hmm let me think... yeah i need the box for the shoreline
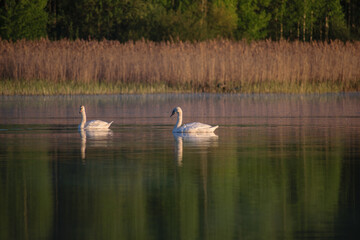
[0,80,358,96]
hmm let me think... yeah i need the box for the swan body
[170,107,218,133]
[79,105,113,130]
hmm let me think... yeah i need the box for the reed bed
[0,39,359,94]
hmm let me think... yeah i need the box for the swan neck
[176,111,182,128]
[80,110,86,128]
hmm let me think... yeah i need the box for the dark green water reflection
[0,94,359,240]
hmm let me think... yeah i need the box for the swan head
[79,105,85,114]
[170,107,182,117]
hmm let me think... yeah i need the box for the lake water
[0,94,359,240]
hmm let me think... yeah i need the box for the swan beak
[170,111,175,117]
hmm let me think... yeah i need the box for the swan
[170,107,218,133]
[78,105,113,130]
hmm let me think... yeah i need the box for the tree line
[1,0,359,42]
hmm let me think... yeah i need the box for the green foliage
[0,0,48,40]
[170,2,207,41]
[327,0,349,40]
[267,0,350,41]
[1,0,360,41]
[208,0,238,38]
[236,0,271,40]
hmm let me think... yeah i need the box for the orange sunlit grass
[0,39,359,94]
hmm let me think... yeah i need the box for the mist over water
[0,94,359,240]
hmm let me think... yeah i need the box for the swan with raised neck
[79,105,113,130]
[170,107,218,133]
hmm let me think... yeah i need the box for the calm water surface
[0,94,359,240]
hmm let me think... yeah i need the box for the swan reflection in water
[173,132,218,166]
[80,129,113,160]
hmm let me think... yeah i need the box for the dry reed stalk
[0,39,359,92]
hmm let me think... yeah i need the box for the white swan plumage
[79,105,113,130]
[170,107,218,133]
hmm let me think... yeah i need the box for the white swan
[170,107,218,133]
[79,105,113,129]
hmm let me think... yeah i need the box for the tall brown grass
[0,39,359,93]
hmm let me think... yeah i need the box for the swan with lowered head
[170,107,218,133]
[79,105,113,129]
